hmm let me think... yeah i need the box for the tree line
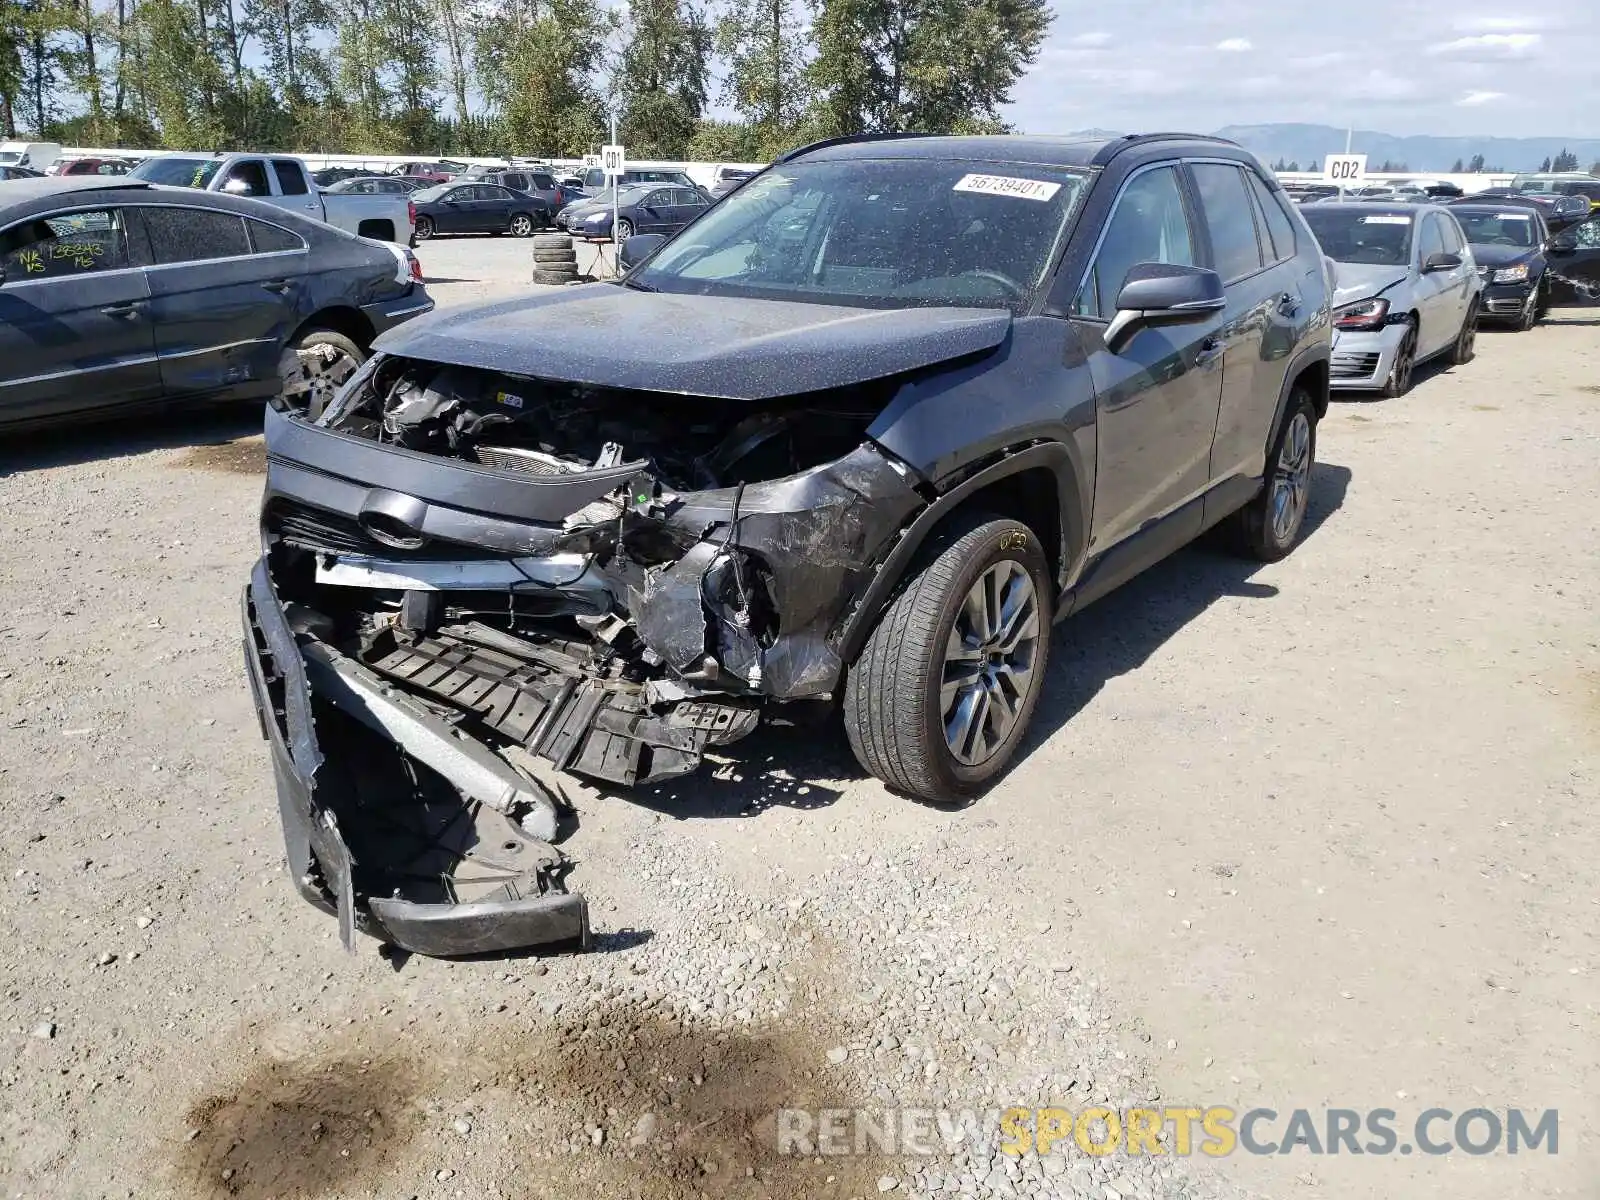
[0,0,1051,159]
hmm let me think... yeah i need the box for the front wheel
[278,328,364,420]
[844,514,1052,803]
[1381,325,1416,399]
[615,218,634,241]
[1447,299,1478,365]
[509,213,535,237]
[1226,387,1317,563]
[413,215,434,241]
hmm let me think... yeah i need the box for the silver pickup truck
[128,153,416,245]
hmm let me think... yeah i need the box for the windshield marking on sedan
[1362,215,1411,225]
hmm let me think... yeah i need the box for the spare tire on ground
[532,233,573,250]
[534,246,577,264]
[533,266,580,286]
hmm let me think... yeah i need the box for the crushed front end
[242,349,925,954]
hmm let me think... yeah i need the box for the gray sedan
[0,177,433,429]
[1301,202,1483,397]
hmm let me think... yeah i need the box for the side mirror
[1547,235,1576,254]
[619,233,667,270]
[1422,252,1462,273]
[1104,263,1226,353]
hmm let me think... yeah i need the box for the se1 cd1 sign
[1323,154,1367,187]
[601,145,626,176]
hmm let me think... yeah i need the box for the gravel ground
[0,238,1595,1200]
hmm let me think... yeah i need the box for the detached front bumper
[1329,322,1411,390]
[242,559,590,957]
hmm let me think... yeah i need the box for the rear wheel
[1226,387,1317,563]
[844,513,1052,803]
[278,328,364,420]
[413,215,434,241]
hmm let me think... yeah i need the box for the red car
[47,156,136,176]
[391,160,466,185]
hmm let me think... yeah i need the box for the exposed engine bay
[246,350,930,955]
[323,354,887,492]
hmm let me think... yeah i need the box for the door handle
[261,279,291,293]
[100,301,140,318]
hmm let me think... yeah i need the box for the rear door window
[502,173,528,191]
[1245,172,1296,262]
[272,160,308,195]
[139,207,252,264]
[0,208,130,279]
[1190,162,1266,281]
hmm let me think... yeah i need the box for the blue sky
[1002,0,1598,138]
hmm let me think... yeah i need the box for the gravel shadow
[0,403,264,475]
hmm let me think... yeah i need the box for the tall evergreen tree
[618,0,711,157]
[716,0,809,139]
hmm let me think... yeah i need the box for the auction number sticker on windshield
[953,173,1061,202]
[1361,215,1411,224]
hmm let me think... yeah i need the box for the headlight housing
[1492,263,1530,284]
[1334,297,1391,331]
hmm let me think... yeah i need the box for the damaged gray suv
[244,132,1333,956]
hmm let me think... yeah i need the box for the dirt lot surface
[1,239,1595,1200]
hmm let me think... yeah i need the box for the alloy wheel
[616,218,634,240]
[1387,334,1414,397]
[510,215,533,236]
[939,561,1042,767]
[414,216,434,241]
[1269,410,1313,544]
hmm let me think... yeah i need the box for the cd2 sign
[1323,154,1368,188]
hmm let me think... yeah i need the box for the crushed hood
[1329,261,1409,308]
[372,285,1012,401]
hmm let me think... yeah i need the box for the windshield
[130,156,223,188]
[440,159,467,173]
[631,158,1090,311]
[1301,207,1415,265]
[1452,209,1537,248]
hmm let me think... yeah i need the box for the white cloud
[1453,15,1548,32]
[1428,32,1542,59]
[1066,31,1113,48]
[1457,90,1508,106]
[1215,37,1253,52]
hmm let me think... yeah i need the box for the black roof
[0,176,152,209]
[784,132,1245,170]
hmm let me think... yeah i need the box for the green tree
[618,0,712,157]
[1468,153,1485,172]
[478,0,609,157]
[717,0,809,145]
[807,0,1050,135]
[1551,148,1578,172]
[1540,155,1551,171]
[1451,157,1464,172]
[378,0,438,149]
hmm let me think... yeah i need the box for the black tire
[844,513,1052,803]
[413,215,434,241]
[509,213,535,237]
[615,218,634,240]
[533,246,578,264]
[1534,278,1550,321]
[532,233,572,250]
[533,267,580,285]
[1380,323,1416,399]
[1226,387,1317,563]
[278,327,365,420]
[1514,287,1539,332]
[1446,298,1478,366]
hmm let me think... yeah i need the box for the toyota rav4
[243,133,1333,956]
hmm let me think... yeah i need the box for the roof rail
[1089,132,1239,166]
[774,131,941,165]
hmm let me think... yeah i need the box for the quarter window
[247,219,305,254]
[0,209,129,279]
[1076,165,1196,319]
[140,207,252,263]
[1191,163,1266,281]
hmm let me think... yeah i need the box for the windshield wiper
[620,277,657,292]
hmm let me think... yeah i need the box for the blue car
[556,183,709,241]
